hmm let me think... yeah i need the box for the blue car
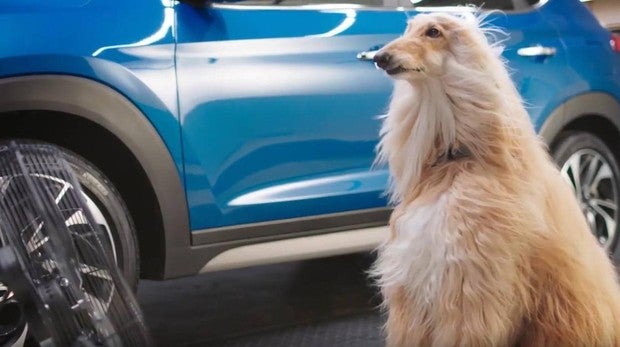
[0,0,618,290]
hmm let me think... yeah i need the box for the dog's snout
[373,52,392,70]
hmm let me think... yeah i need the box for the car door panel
[176,2,570,234]
[489,8,571,131]
[176,5,406,231]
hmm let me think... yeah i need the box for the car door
[175,1,411,237]
[486,2,570,131]
[408,0,569,130]
[175,0,568,241]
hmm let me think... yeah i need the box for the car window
[411,0,538,10]
[218,0,398,6]
[216,0,538,9]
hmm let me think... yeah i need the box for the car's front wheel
[0,141,139,288]
[552,131,620,254]
[61,145,140,288]
[0,141,148,346]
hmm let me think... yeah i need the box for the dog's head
[374,12,497,81]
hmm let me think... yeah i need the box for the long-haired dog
[371,11,620,347]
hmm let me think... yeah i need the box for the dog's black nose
[373,52,391,70]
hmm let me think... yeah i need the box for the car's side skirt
[199,225,388,273]
[192,207,391,245]
[159,208,390,278]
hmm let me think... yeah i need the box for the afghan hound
[371,11,620,347]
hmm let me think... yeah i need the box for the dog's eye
[425,27,442,38]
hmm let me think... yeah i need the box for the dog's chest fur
[379,193,458,305]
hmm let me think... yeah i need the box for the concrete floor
[137,253,385,347]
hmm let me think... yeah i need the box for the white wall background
[588,0,620,29]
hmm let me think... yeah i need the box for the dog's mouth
[386,66,425,75]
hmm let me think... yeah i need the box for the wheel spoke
[590,202,617,247]
[0,285,14,302]
[65,209,88,227]
[25,221,47,252]
[41,258,58,274]
[592,161,613,191]
[0,283,10,302]
[84,291,109,313]
[82,194,117,262]
[591,198,617,212]
[561,154,583,194]
[586,210,597,232]
[583,154,601,189]
[54,181,71,204]
[78,263,112,281]
[27,235,49,253]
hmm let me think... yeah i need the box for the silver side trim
[199,226,388,273]
[192,208,390,245]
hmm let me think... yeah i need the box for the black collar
[446,146,470,161]
[434,146,470,166]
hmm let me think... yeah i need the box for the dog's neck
[377,78,457,203]
[433,145,471,167]
[377,63,533,203]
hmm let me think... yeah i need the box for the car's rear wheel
[552,131,620,254]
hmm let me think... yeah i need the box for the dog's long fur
[372,12,620,346]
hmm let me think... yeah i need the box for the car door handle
[517,46,557,57]
[357,50,379,61]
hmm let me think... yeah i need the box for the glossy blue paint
[0,0,183,175]
[177,0,617,231]
[525,0,620,130]
[537,0,620,117]
[1,0,618,235]
[176,5,405,229]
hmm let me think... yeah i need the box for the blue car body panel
[0,0,618,237]
[539,0,620,110]
[0,0,183,175]
[176,6,405,230]
[177,0,609,231]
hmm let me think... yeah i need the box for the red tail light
[611,33,620,53]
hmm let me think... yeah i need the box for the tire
[0,140,139,288]
[552,131,620,254]
[0,142,151,346]
[60,147,140,289]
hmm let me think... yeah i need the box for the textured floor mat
[139,254,383,346]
